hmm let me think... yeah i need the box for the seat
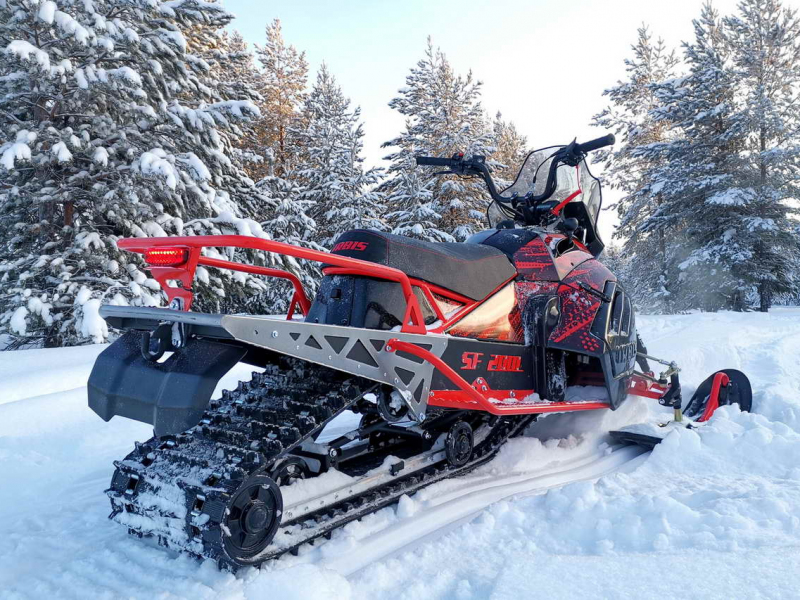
[329,229,517,301]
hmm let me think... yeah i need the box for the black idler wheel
[445,421,474,467]
[376,387,409,423]
[269,456,309,487]
[222,474,282,565]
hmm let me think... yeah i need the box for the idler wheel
[445,421,474,467]
[222,474,282,564]
[269,456,309,487]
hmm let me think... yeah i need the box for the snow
[51,141,73,163]
[74,68,89,89]
[1,308,800,598]
[9,305,28,335]
[139,148,180,189]
[92,146,108,166]
[108,66,142,85]
[181,152,212,181]
[53,10,92,45]
[0,131,34,169]
[5,39,50,71]
[37,1,57,24]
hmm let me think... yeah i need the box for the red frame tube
[550,189,582,216]
[197,255,310,319]
[386,338,610,416]
[117,235,427,333]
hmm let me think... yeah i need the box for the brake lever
[560,139,585,167]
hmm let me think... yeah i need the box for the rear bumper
[99,305,231,337]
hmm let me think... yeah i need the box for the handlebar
[575,133,615,154]
[415,156,458,167]
[415,133,615,224]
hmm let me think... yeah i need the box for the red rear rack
[117,235,428,333]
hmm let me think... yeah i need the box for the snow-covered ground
[1,309,800,599]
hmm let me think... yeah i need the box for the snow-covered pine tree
[381,38,494,242]
[723,0,800,311]
[251,19,308,184]
[636,4,750,311]
[0,0,277,348]
[599,242,630,283]
[491,112,528,189]
[241,19,325,309]
[186,29,267,181]
[592,26,680,312]
[295,64,386,248]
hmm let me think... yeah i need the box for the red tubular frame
[120,236,680,418]
[117,235,427,333]
[386,339,610,415]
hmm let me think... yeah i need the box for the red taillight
[144,248,188,266]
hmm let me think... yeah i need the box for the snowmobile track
[105,357,531,569]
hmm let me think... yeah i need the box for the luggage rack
[118,235,430,333]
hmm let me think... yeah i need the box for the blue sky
[224,0,742,240]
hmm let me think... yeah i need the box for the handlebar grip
[415,156,456,167]
[576,133,616,154]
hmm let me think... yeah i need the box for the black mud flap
[88,331,247,436]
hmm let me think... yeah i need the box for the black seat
[329,229,517,300]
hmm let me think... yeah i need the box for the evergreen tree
[381,38,494,241]
[592,26,680,312]
[243,19,321,311]
[0,0,273,347]
[295,65,386,247]
[723,0,800,311]
[191,29,267,180]
[491,112,528,189]
[252,19,308,184]
[636,4,750,311]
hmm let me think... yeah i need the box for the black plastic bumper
[88,330,247,436]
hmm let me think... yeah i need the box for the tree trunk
[64,201,74,227]
[758,283,771,313]
[732,290,744,312]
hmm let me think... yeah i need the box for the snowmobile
[88,133,752,570]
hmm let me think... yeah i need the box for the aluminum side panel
[220,315,448,419]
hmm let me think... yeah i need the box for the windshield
[495,146,603,226]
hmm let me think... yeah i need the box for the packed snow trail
[1,309,800,599]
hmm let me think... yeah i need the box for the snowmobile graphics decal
[331,240,369,252]
[460,351,525,373]
[549,259,615,355]
[431,338,533,392]
[513,236,559,281]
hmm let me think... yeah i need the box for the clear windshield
[503,147,578,204]
[495,146,603,226]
